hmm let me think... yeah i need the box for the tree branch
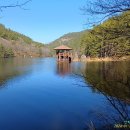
[82,0,130,25]
[0,0,31,11]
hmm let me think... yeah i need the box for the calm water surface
[0,58,130,130]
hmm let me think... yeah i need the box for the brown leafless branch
[0,0,31,11]
[81,0,130,25]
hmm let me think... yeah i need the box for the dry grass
[78,56,130,62]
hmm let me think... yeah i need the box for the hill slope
[47,30,88,56]
[0,24,50,58]
[81,11,130,58]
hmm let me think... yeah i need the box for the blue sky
[0,0,87,43]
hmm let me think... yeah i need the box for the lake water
[0,58,130,130]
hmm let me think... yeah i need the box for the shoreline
[73,56,130,62]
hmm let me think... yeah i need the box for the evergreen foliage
[0,44,14,58]
[81,11,130,57]
[0,24,32,43]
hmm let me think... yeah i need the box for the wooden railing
[58,52,72,57]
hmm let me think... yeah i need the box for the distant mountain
[47,30,88,55]
[0,24,50,58]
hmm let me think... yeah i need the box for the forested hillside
[47,31,88,56]
[81,11,130,58]
[1,11,129,59]
[49,11,130,59]
[0,24,50,58]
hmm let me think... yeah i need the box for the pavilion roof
[54,45,72,50]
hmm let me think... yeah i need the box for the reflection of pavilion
[57,62,71,76]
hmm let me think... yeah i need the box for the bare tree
[82,0,130,25]
[0,0,31,12]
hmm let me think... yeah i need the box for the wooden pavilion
[54,45,72,62]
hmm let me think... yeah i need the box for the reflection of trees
[87,90,130,130]
[83,61,130,101]
[0,58,32,87]
[80,61,130,130]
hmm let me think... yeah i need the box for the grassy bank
[73,56,130,62]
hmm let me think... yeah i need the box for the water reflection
[0,58,130,130]
[0,58,33,86]
[56,62,71,76]
[85,61,130,101]
[87,95,130,130]
[56,61,130,129]
[81,61,130,130]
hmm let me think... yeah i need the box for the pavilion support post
[58,55,60,61]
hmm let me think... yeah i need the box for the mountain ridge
[47,30,88,55]
[0,24,51,58]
